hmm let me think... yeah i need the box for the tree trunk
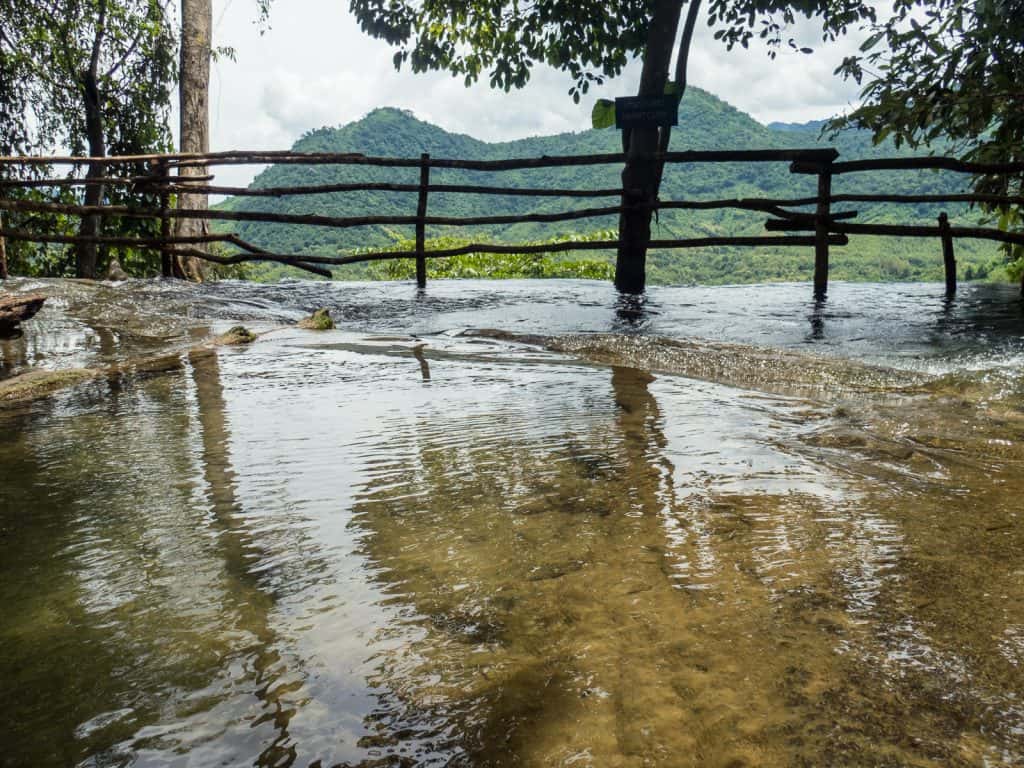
[0,212,8,279]
[615,0,684,294]
[77,74,105,279]
[175,0,211,282]
[654,0,702,192]
[76,0,107,279]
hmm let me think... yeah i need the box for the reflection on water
[807,298,827,341]
[0,325,1019,768]
[2,279,1024,766]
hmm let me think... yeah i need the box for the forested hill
[221,88,999,284]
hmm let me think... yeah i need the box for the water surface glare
[2,279,1024,767]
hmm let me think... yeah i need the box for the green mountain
[220,88,1002,284]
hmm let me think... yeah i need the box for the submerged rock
[0,368,95,407]
[0,293,46,337]
[298,307,335,330]
[214,326,257,346]
[105,258,129,281]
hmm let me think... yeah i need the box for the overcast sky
[203,0,870,186]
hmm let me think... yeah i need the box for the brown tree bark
[654,0,702,192]
[0,212,8,279]
[175,0,211,282]
[75,0,107,279]
[615,0,685,294]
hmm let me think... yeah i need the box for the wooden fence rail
[167,235,850,269]
[792,157,1024,176]
[0,147,840,168]
[765,218,1024,246]
[0,194,855,229]
[0,147,1021,295]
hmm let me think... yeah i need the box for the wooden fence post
[814,161,833,298]
[938,212,956,295]
[156,159,172,277]
[415,153,430,288]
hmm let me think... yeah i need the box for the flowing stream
[1,278,1023,767]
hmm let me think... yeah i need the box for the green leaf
[591,98,615,129]
[860,31,885,51]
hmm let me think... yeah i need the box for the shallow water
[1,278,1023,767]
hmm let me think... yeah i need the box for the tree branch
[105,20,146,79]
[87,0,108,83]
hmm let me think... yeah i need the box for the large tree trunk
[0,212,8,279]
[615,0,684,294]
[175,0,211,282]
[76,0,107,279]
[77,75,105,279]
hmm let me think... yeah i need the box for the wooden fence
[1,148,1022,294]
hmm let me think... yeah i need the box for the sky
[203,0,871,187]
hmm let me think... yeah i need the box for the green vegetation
[347,0,877,290]
[833,0,1024,280]
[214,326,257,345]
[244,228,1013,287]
[0,0,176,278]
[297,308,336,330]
[348,0,874,101]
[226,93,1004,286]
[373,252,613,281]
[2,0,1018,287]
[363,234,614,281]
[645,239,1014,285]
[0,0,174,158]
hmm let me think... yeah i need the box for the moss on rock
[214,326,257,346]
[298,308,335,330]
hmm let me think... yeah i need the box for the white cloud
[201,0,871,187]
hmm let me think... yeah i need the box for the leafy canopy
[0,0,176,158]
[832,0,1024,273]
[833,0,1023,160]
[0,0,176,276]
[349,0,876,102]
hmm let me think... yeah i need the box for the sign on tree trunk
[615,96,679,129]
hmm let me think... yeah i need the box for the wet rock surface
[0,293,45,337]
[298,307,335,330]
[214,325,258,346]
[104,258,130,281]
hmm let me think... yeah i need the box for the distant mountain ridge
[766,119,829,133]
[221,88,996,284]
